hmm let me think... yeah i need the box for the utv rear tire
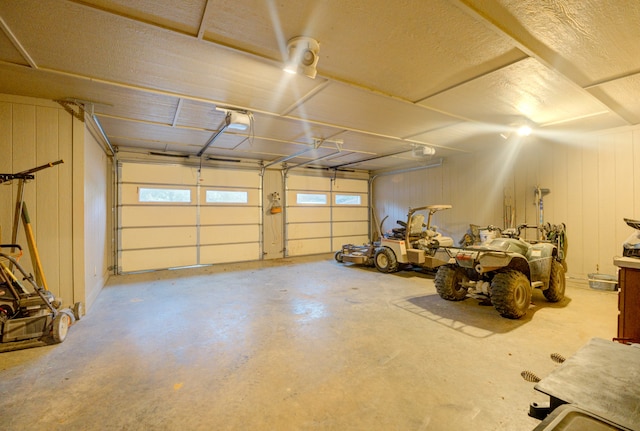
[334,251,344,263]
[544,260,566,302]
[435,265,468,301]
[374,247,398,273]
[491,270,531,319]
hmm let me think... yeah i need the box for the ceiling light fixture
[517,125,532,136]
[283,36,320,79]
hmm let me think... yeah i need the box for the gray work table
[534,338,640,430]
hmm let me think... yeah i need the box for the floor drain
[550,352,565,363]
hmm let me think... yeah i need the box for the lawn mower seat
[410,214,425,236]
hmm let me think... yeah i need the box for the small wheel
[73,302,85,321]
[334,251,344,263]
[374,247,398,273]
[52,313,71,343]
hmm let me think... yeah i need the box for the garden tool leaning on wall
[0,160,83,351]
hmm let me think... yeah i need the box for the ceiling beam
[197,0,214,40]
[65,0,484,126]
[0,16,37,68]
[329,149,412,169]
[451,0,633,124]
[285,151,343,170]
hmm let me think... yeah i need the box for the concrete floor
[0,255,619,430]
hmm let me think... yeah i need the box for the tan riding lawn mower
[372,205,454,273]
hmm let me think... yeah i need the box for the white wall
[373,126,640,280]
[84,127,111,307]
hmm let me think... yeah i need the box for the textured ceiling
[0,0,638,172]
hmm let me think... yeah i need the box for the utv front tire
[435,265,468,301]
[544,260,566,302]
[491,270,531,319]
[374,247,398,273]
[334,251,344,263]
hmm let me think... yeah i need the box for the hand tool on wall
[1,160,64,270]
[5,160,64,249]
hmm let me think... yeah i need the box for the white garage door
[286,174,368,257]
[118,162,261,272]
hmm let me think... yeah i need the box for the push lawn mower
[0,245,82,352]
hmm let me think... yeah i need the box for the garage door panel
[121,226,197,249]
[121,206,197,227]
[333,207,369,222]
[200,206,260,224]
[288,206,331,223]
[287,238,331,256]
[200,169,260,188]
[121,247,197,272]
[288,175,331,191]
[333,235,369,250]
[285,175,369,257]
[332,221,368,237]
[333,178,368,193]
[200,225,259,244]
[287,223,331,239]
[121,163,198,184]
[119,162,263,272]
[200,243,260,263]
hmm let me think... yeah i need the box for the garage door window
[206,190,248,204]
[296,193,327,205]
[138,187,191,203]
[335,194,361,205]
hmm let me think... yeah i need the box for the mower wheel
[73,301,85,321]
[334,251,344,263]
[52,312,71,343]
[374,247,398,273]
[434,265,468,301]
[544,261,566,302]
[491,270,531,319]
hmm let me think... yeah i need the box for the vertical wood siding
[0,96,75,304]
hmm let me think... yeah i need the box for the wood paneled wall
[0,93,111,311]
[373,127,640,280]
[84,127,111,307]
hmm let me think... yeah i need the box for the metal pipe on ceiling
[196,117,230,157]
[91,114,117,156]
